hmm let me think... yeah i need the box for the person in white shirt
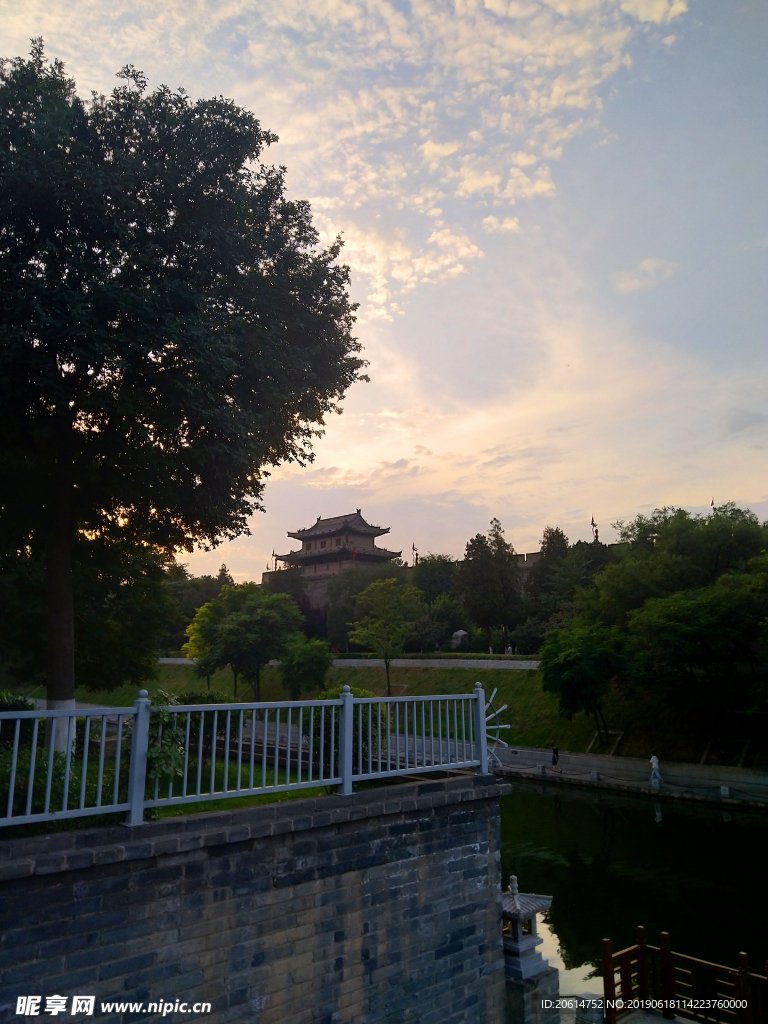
[649,752,663,786]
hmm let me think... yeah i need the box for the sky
[3,0,767,579]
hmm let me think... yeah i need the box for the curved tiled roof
[287,510,389,540]
[501,875,552,920]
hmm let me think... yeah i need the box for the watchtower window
[320,541,326,549]
[335,538,341,546]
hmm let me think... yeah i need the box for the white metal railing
[0,684,489,828]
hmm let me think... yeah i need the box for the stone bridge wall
[0,774,507,1024]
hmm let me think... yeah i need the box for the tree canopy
[325,561,407,651]
[279,636,334,700]
[183,583,303,699]
[455,519,520,640]
[410,554,457,605]
[0,44,363,703]
[348,579,426,695]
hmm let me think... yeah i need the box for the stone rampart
[0,774,507,1024]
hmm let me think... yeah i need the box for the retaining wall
[0,774,508,1024]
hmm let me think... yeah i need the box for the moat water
[498,780,768,994]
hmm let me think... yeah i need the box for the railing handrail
[0,707,135,719]
[159,698,345,712]
[0,684,490,828]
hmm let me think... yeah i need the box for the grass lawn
[14,664,749,767]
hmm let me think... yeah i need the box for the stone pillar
[502,875,560,1024]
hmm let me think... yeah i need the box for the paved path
[493,744,768,807]
[159,656,541,670]
[333,658,540,670]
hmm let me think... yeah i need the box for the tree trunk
[46,481,75,709]
[592,704,604,745]
[253,665,261,702]
[232,667,238,698]
[384,657,391,697]
[598,705,609,741]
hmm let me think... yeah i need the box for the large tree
[0,44,363,705]
[455,519,520,642]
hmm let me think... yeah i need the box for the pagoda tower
[264,510,401,609]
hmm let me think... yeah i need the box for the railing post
[659,931,675,1019]
[736,952,752,1024]
[125,689,150,826]
[338,686,354,796]
[602,938,617,1024]
[636,925,648,1001]
[474,683,488,774]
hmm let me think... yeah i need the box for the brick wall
[0,774,508,1024]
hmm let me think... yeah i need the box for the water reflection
[500,780,768,981]
[536,916,597,995]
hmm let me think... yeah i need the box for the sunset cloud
[3,0,764,577]
[613,258,679,293]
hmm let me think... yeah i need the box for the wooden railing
[602,927,768,1024]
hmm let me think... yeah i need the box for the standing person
[649,751,663,786]
[551,745,560,772]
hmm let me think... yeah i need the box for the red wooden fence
[602,928,767,1024]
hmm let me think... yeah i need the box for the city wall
[0,774,508,1024]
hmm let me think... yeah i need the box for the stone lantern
[502,875,559,1024]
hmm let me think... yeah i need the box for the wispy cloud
[2,0,688,318]
[482,216,521,234]
[613,257,679,293]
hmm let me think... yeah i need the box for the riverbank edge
[492,746,768,810]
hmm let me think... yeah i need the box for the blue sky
[3,0,766,577]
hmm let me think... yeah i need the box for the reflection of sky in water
[500,782,768,978]
[538,916,597,996]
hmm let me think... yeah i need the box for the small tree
[184,584,302,698]
[349,579,426,695]
[279,636,334,700]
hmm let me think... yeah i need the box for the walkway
[333,658,540,670]
[492,744,768,807]
[158,656,541,670]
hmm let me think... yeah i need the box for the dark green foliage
[540,625,624,742]
[279,636,333,699]
[540,504,768,722]
[184,583,303,699]
[547,540,614,607]
[0,43,363,702]
[526,526,570,607]
[0,541,175,691]
[579,551,708,626]
[159,564,234,654]
[411,554,457,604]
[509,611,570,655]
[176,690,234,705]
[455,519,520,636]
[326,561,407,651]
[625,555,768,712]
[349,579,427,695]
[614,503,765,574]
[0,690,37,750]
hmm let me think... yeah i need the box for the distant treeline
[1,504,766,720]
